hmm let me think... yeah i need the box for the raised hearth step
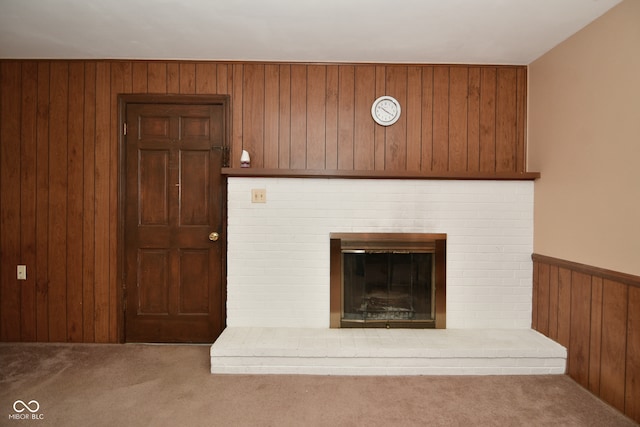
[210,328,566,376]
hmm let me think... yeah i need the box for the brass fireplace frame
[330,232,447,329]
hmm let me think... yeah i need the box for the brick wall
[227,178,533,328]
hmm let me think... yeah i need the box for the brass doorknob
[209,232,219,241]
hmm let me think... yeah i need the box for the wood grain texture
[67,62,85,342]
[263,64,279,169]
[569,271,591,388]
[354,66,375,171]
[537,262,550,336]
[307,65,326,170]
[20,62,38,342]
[548,265,559,341]
[83,62,96,342]
[48,61,69,342]
[94,61,111,343]
[600,279,628,412]
[35,62,50,341]
[626,286,640,421]
[0,61,22,341]
[531,261,539,329]
[1,59,528,345]
[432,66,449,172]
[588,276,602,395]
[532,254,640,424]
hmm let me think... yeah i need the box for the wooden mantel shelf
[222,168,540,181]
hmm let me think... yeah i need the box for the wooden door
[124,102,226,342]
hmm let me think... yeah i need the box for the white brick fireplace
[226,178,534,329]
[211,177,567,375]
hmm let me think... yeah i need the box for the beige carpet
[0,343,636,427]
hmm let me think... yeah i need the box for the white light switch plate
[17,265,26,280]
[251,189,266,203]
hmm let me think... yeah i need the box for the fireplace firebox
[330,233,446,328]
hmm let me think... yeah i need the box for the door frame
[117,94,230,343]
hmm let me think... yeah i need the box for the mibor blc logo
[9,400,44,420]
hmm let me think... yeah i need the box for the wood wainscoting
[532,254,640,423]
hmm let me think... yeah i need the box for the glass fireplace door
[342,251,435,327]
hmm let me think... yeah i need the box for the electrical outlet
[17,265,26,280]
[251,189,266,203]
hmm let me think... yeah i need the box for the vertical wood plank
[548,265,559,340]
[20,62,38,341]
[337,65,354,170]
[420,67,433,172]
[600,279,628,412]
[532,261,539,329]
[448,66,468,171]
[48,62,69,341]
[405,66,422,171]
[353,65,375,171]
[67,62,85,342]
[242,64,265,168]
[325,65,339,170]
[306,65,326,169]
[195,63,217,94]
[147,62,167,94]
[516,67,527,172]
[557,267,572,350]
[479,67,496,173]
[537,262,550,336]
[588,276,603,395]
[626,286,640,422]
[568,271,591,388]
[290,65,307,169]
[432,66,449,172]
[0,61,22,341]
[373,66,386,170]
[467,67,480,172]
[35,62,50,341]
[110,62,129,341]
[231,64,243,168]
[263,64,280,168]
[167,63,180,93]
[384,66,408,171]
[120,61,132,94]
[94,62,111,342]
[179,63,196,94]
[495,68,517,172]
[216,63,228,94]
[132,62,148,93]
[278,64,291,168]
[83,62,96,342]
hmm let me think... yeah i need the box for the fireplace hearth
[330,233,446,329]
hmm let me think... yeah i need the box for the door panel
[138,250,169,314]
[124,102,225,343]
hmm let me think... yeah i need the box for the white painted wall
[226,178,533,329]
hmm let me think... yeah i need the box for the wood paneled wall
[0,59,526,343]
[532,254,640,424]
[235,63,527,172]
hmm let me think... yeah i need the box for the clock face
[371,96,401,126]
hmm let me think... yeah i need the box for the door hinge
[123,123,127,136]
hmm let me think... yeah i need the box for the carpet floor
[0,343,636,427]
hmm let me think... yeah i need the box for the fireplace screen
[343,251,434,324]
[342,251,434,322]
[330,233,446,329]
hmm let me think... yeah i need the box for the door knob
[209,232,219,242]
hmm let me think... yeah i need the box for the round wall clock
[371,95,401,126]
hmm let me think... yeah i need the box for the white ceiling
[0,0,622,65]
